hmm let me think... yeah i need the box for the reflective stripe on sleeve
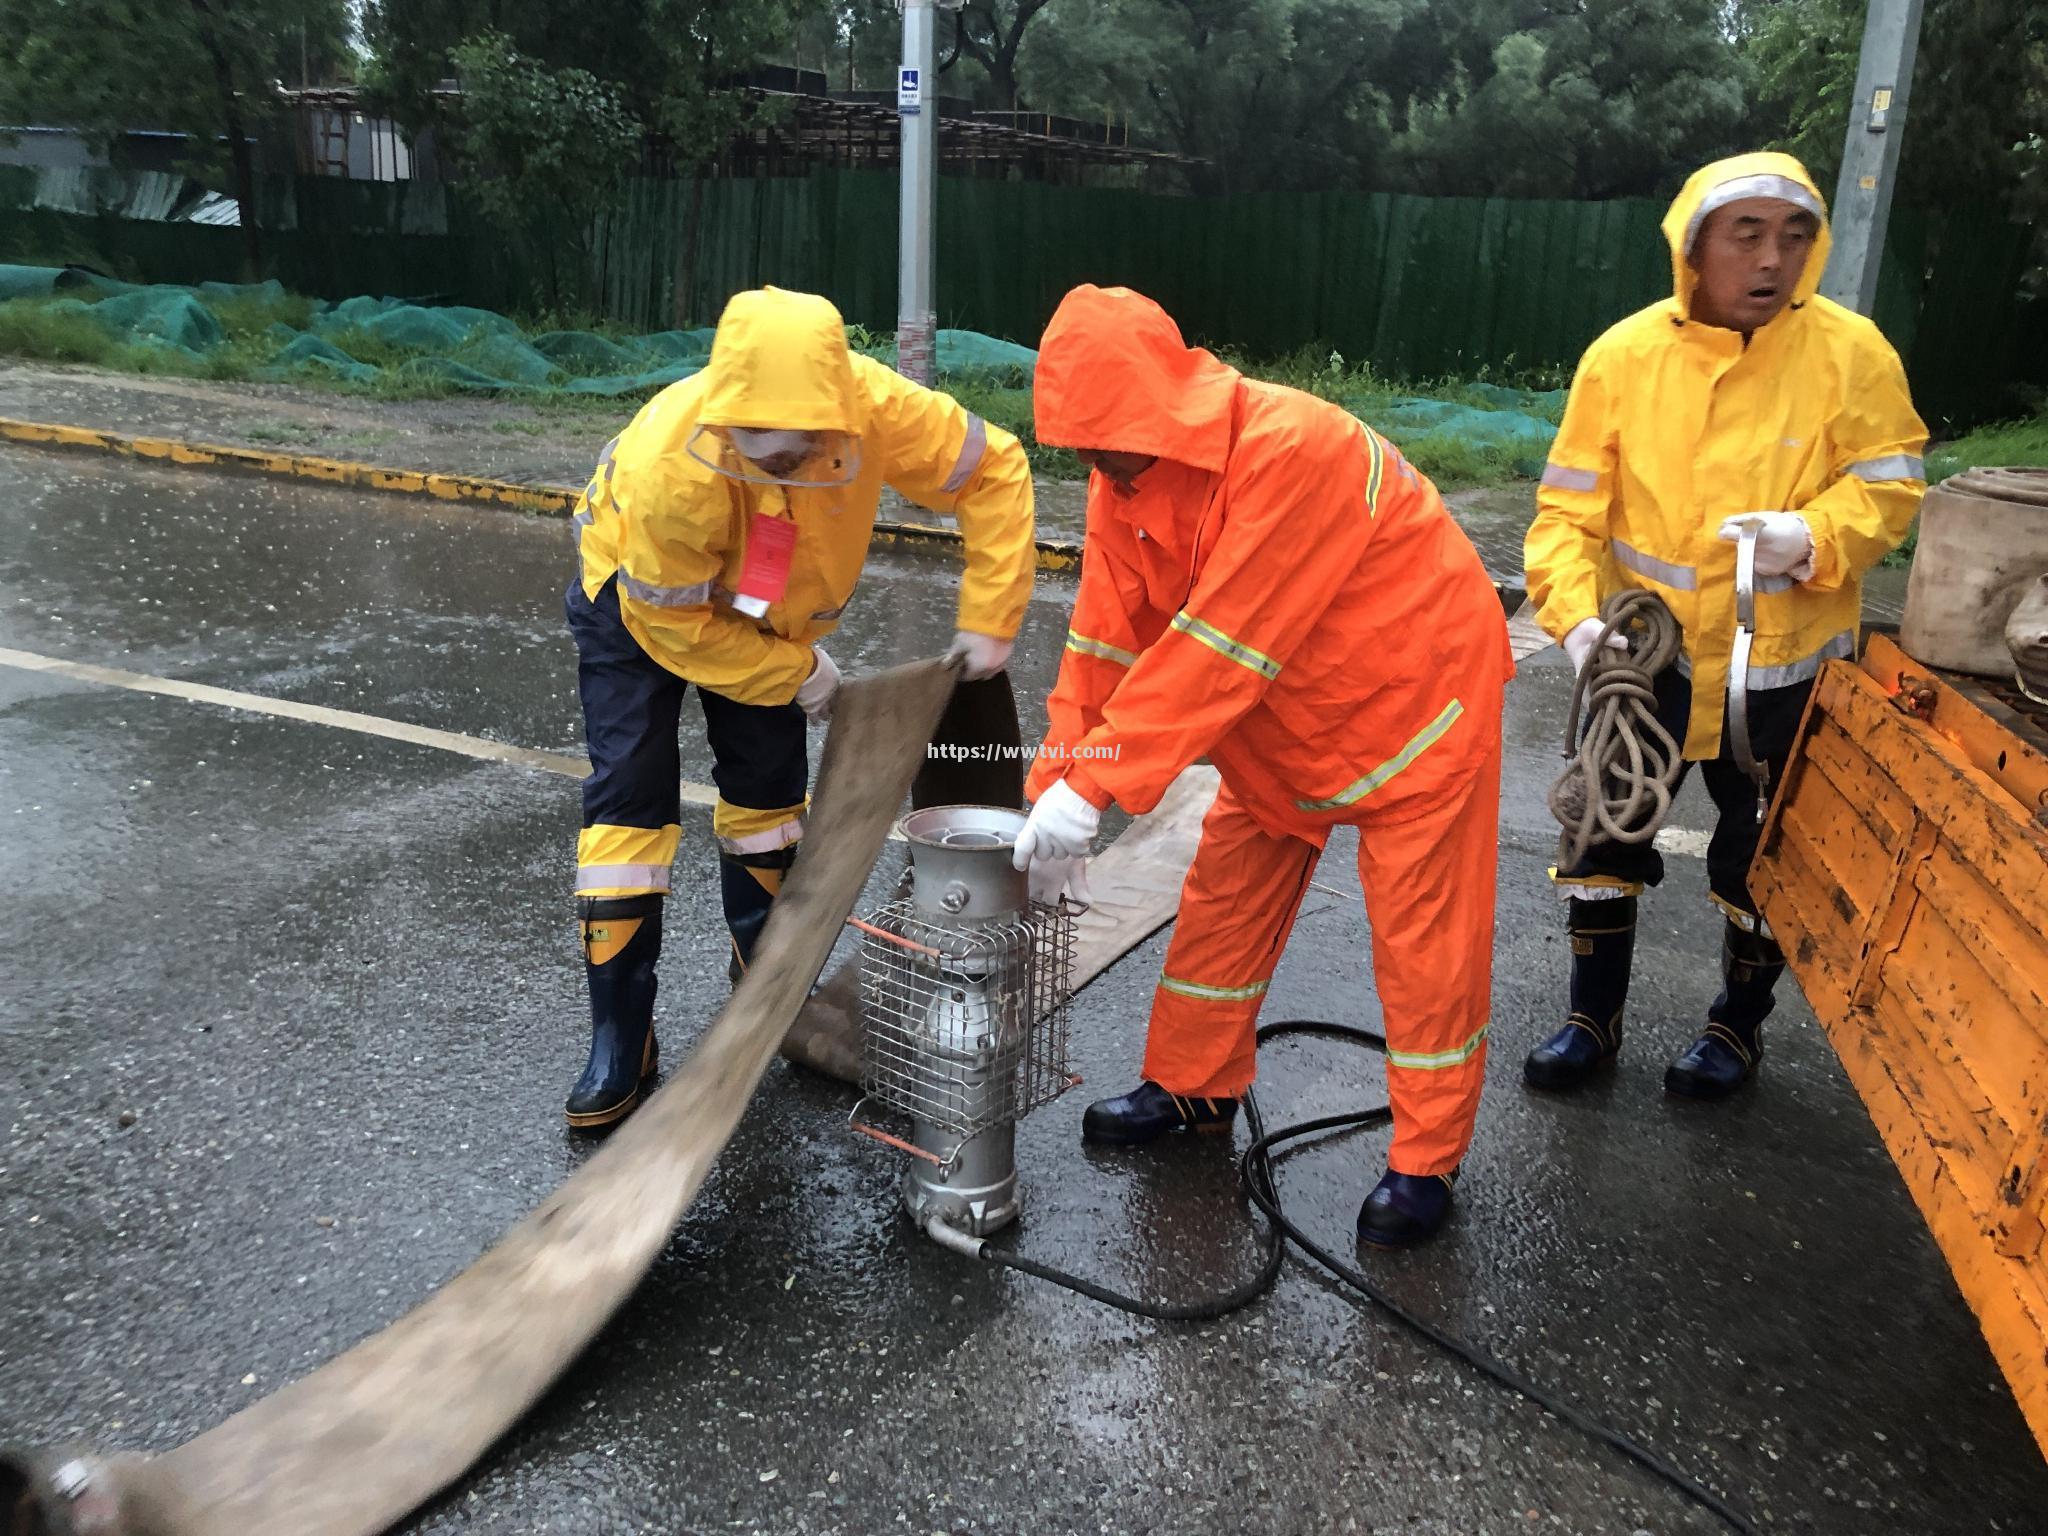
[616,569,715,608]
[1541,462,1600,494]
[1847,453,1925,483]
[1160,975,1270,1003]
[1065,630,1138,666]
[1386,1023,1489,1071]
[942,415,988,495]
[1169,612,1282,680]
[1612,538,1699,591]
[1295,699,1464,811]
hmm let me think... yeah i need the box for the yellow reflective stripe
[1366,430,1386,515]
[1170,612,1282,680]
[1295,698,1464,811]
[1160,975,1270,1003]
[1065,629,1138,666]
[1386,1023,1489,1071]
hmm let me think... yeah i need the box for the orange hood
[1034,286,1240,473]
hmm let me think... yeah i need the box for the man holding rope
[1523,153,1926,1099]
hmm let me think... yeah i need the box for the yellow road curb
[0,414,1084,573]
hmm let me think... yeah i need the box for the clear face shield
[685,424,863,490]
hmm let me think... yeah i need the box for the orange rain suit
[1027,287,1515,1176]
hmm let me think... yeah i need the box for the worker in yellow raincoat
[562,287,1036,1128]
[1523,152,1927,1100]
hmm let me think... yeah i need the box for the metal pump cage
[857,898,1075,1142]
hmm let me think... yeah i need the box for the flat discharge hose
[1548,590,1685,869]
[2,659,960,1536]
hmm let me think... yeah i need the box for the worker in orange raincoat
[1523,154,1926,1101]
[563,287,1036,1130]
[1011,285,1515,1247]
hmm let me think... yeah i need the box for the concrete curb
[0,414,1086,573]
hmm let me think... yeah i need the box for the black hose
[971,1019,1758,1535]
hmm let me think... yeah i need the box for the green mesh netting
[0,266,1566,466]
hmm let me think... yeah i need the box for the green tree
[1742,0,2048,219]
[1387,0,1751,198]
[365,0,818,319]
[0,0,354,271]
[1022,0,1405,194]
[446,32,641,312]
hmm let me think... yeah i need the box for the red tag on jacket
[733,512,798,618]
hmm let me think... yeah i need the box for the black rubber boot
[1081,1081,1239,1146]
[721,845,799,986]
[1357,1168,1459,1249]
[566,895,663,1129]
[1665,919,1781,1099]
[1524,896,1635,1090]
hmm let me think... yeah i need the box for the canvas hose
[1548,590,1686,869]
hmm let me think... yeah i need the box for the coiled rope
[1548,589,1686,869]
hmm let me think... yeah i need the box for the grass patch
[1927,413,2048,483]
[0,298,120,365]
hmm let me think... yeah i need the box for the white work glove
[1011,778,1101,869]
[1562,616,1628,677]
[1027,853,1093,908]
[946,630,1014,681]
[1719,513,1815,581]
[795,646,840,723]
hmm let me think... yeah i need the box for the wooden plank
[1864,632,2048,817]
[1803,721,1915,853]
[1761,649,2048,1458]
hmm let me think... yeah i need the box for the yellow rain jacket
[1525,153,1928,759]
[573,288,1036,704]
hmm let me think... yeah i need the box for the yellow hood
[1662,153,1831,320]
[697,287,860,433]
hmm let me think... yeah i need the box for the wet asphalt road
[2,444,2044,1535]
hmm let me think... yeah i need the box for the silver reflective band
[718,821,805,855]
[1066,630,1137,666]
[575,862,673,893]
[572,510,593,543]
[1170,611,1282,680]
[1295,698,1464,811]
[1847,453,1925,483]
[1755,571,1797,595]
[1612,538,1699,591]
[1684,173,1824,253]
[616,569,714,607]
[1159,975,1270,1003]
[1747,629,1854,690]
[1541,462,1599,494]
[942,415,988,495]
[1387,1022,1489,1072]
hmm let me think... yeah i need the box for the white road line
[0,643,718,813]
[1653,827,1712,858]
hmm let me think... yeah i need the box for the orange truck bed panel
[1752,633,2048,1456]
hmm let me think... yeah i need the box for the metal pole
[1820,0,1926,315]
[896,0,939,383]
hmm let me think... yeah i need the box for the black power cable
[964,1019,1758,1535]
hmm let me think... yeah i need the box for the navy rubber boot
[721,846,799,986]
[1524,896,1635,1090]
[566,895,663,1129]
[1081,1081,1239,1146]
[1357,1168,1459,1249]
[1665,919,1780,1100]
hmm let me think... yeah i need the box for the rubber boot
[1081,1081,1239,1146]
[1524,896,1635,1090]
[1357,1167,1459,1249]
[1665,919,1781,1099]
[721,846,799,986]
[565,895,662,1129]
